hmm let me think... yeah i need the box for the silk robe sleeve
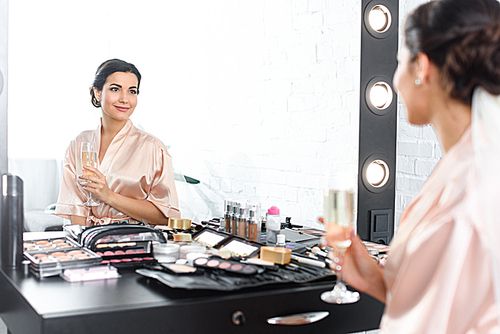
[147,143,181,219]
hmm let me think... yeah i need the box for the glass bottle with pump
[237,204,248,238]
[231,202,240,235]
[247,208,258,241]
[224,200,232,233]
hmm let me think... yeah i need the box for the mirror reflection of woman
[325,0,500,332]
[55,59,181,226]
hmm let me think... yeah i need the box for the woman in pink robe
[56,59,181,226]
[325,0,500,332]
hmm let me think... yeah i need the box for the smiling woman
[55,59,181,226]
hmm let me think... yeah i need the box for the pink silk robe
[55,119,181,225]
[381,128,499,333]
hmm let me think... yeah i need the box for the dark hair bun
[444,22,500,102]
[405,0,500,104]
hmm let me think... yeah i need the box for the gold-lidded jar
[168,218,192,230]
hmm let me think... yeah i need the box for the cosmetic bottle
[247,208,258,242]
[237,204,248,239]
[231,202,239,236]
[266,206,281,245]
[224,200,232,233]
[276,234,286,248]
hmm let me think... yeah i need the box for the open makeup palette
[192,227,262,258]
[23,237,102,278]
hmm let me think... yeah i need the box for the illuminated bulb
[366,160,389,188]
[368,5,391,33]
[369,82,393,110]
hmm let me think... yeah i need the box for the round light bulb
[365,160,390,188]
[369,82,393,110]
[368,5,391,33]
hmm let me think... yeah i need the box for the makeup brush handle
[291,255,326,268]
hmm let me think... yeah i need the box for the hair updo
[405,0,500,105]
[90,59,142,108]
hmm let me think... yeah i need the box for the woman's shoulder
[129,124,170,154]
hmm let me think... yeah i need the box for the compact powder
[114,250,125,255]
[230,263,243,271]
[194,258,208,266]
[168,264,197,273]
[125,250,136,255]
[207,259,220,267]
[110,259,122,263]
[52,239,65,244]
[35,240,49,245]
[218,262,231,270]
[121,258,132,262]
[132,258,143,262]
[104,251,114,256]
[242,265,257,274]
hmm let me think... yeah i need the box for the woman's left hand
[80,166,114,204]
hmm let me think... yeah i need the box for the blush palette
[93,243,156,268]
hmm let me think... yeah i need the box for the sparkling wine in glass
[78,142,100,207]
[321,173,360,304]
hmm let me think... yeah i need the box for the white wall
[8,0,360,227]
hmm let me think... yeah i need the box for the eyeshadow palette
[23,237,80,252]
[192,227,262,258]
[192,228,230,248]
[193,257,264,276]
[24,246,102,278]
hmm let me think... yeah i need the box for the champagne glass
[321,172,360,304]
[78,142,100,207]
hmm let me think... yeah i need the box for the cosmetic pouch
[78,224,166,251]
[136,256,335,291]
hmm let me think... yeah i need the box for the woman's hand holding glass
[79,165,113,205]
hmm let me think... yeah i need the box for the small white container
[179,245,206,259]
[154,243,180,263]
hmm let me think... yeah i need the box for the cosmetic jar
[168,218,192,230]
[179,245,206,259]
[153,243,180,263]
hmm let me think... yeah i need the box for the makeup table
[0,264,384,334]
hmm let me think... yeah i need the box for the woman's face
[393,43,429,125]
[95,71,138,123]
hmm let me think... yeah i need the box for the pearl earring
[415,78,421,86]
